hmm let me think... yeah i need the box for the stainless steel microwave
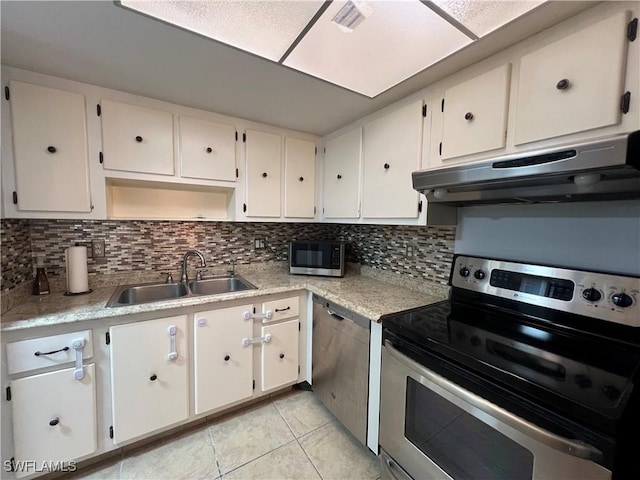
[289,241,345,277]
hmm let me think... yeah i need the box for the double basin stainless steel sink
[106,275,257,307]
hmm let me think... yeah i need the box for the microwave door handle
[384,340,603,463]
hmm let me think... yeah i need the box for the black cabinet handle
[556,79,570,90]
[149,374,157,381]
[49,417,60,427]
[299,176,304,182]
[262,172,268,178]
[337,174,342,179]
[279,353,285,359]
[47,146,57,153]
[35,346,69,356]
[135,136,143,142]
[275,306,291,312]
[224,355,230,361]
[464,112,474,120]
[206,147,212,153]
[384,163,390,170]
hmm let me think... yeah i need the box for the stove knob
[582,288,602,302]
[470,336,481,347]
[602,385,621,402]
[474,270,486,280]
[459,267,470,278]
[574,374,592,389]
[611,293,633,308]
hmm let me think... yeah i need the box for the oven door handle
[385,340,604,463]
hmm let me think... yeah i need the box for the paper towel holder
[64,243,92,296]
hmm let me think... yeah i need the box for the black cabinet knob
[464,112,474,121]
[47,146,57,153]
[262,172,268,178]
[135,136,143,142]
[224,355,230,361]
[279,353,285,359]
[383,163,390,170]
[556,79,570,90]
[337,174,342,179]
[206,147,213,153]
[149,374,157,381]
[49,417,60,426]
[299,176,304,182]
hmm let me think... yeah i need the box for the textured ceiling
[1,1,594,136]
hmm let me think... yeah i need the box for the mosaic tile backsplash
[1,219,455,296]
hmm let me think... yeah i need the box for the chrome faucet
[181,250,206,284]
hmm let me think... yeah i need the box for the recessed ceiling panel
[283,0,473,97]
[121,0,325,61]
[430,0,546,37]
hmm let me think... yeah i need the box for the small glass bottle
[33,256,50,295]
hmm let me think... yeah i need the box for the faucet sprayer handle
[161,272,174,284]
[196,269,207,281]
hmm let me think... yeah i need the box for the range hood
[413,131,640,206]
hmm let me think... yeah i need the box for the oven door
[380,340,610,480]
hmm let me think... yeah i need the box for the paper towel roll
[66,246,89,294]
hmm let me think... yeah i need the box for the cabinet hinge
[243,203,247,213]
[422,104,427,117]
[322,207,325,214]
[418,200,423,213]
[298,322,301,331]
[4,86,9,101]
[106,331,111,345]
[242,133,246,143]
[235,168,239,178]
[315,146,317,155]
[441,98,445,112]
[253,306,256,314]
[628,18,638,41]
[298,365,301,374]
[314,206,316,215]
[252,380,255,390]
[109,426,114,439]
[8,458,16,472]
[323,147,326,154]
[12,191,17,205]
[621,91,631,114]
[99,152,104,164]
[6,386,11,401]
[439,142,442,156]
[97,104,102,116]
[235,131,238,141]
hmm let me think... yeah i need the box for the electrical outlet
[405,244,414,259]
[92,239,105,258]
[254,238,266,249]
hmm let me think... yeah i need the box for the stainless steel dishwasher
[312,294,370,446]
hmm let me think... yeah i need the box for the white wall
[455,200,640,275]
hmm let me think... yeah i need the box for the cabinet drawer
[262,296,300,323]
[6,330,93,375]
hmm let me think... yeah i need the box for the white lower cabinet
[109,315,189,444]
[193,304,254,414]
[10,364,97,478]
[261,319,299,392]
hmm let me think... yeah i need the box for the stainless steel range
[380,255,640,480]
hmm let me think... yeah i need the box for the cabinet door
[514,11,629,145]
[179,116,236,181]
[441,64,511,160]
[261,319,299,392]
[101,99,174,175]
[110,315,188,444]
[284,137,316,218]
[193,305,254,415]
[362,101,422,218]
[245,129,281,217]
[9,81,91,212]
[323,128,361,219]
[11,364,97,477]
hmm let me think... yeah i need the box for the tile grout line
[207,425,223,479]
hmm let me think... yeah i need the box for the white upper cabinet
[179,116,236,182]
[514,11,630,145]
[441,64,511,160]
[245,129,282,217]
[322,128,362,219]
[9,81,91,212]
[362,100,423,218]
[101,99,174,175]
[284,137,316,218]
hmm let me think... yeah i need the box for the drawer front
[6,330,93,375]
[262,295,300,323]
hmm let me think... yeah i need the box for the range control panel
[451,255,640,327]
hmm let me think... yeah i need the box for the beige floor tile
[273,391,335,438]
[120,427,219,479]
[68,460,121,479]
[209,402,296,474]
[223,440,320,480]
[299,420,379,480]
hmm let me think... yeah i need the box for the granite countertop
[0,266,449,332]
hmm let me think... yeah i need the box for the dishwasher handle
[327,308,344,320]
